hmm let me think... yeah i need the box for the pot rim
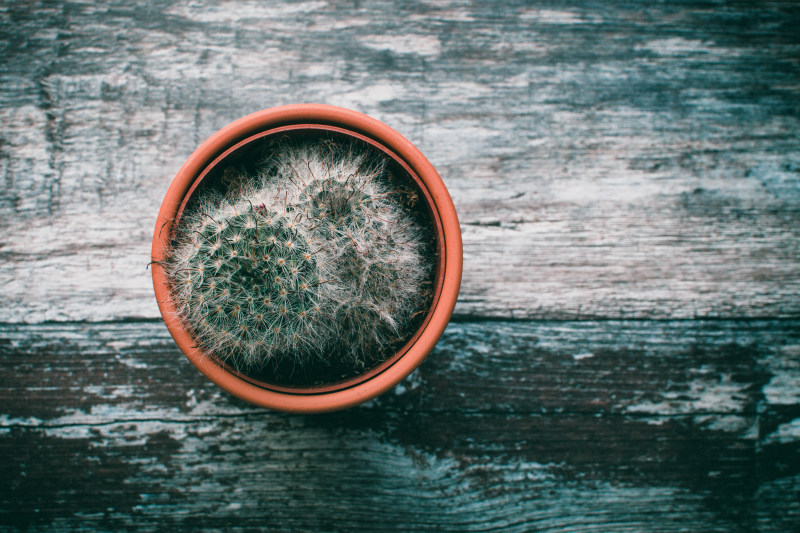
[151,104,462,413]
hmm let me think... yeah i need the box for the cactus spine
[166,138,432,374]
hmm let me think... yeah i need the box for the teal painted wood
[1,320,798,531]
[1,0,799,530]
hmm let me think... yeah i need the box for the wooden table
[2,1,799,530]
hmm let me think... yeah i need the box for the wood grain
[1,0,798,322]
[2,0,799,530]
[1,319,798,531]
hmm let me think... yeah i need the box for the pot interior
[169,125,444,392]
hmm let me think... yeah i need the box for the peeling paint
[358,34,442,57]
[763,418,800,444]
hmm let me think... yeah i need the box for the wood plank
[2,1,799,322]
[2,1,799,531]
[1,319,798,531]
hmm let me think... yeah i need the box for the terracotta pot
[151,104,462,413]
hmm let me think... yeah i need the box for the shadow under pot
[151,104,462,413]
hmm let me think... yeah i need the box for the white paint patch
[492,40,550,56]
[115,353,149,370]
[331,83,403,109]
[696,415,756,436]
[84,385,136,400]
[634,38,711,56]
[308,16,372,31]
[107,341,134,351]
[626,372,748,416]
[358,34,442,57]
[0,414,45,427]
[761,345,800,406]
[409,9,475,23]
[763,418,800,445]
[186,389,252,416]
[495,460,555,483]
[185,389,198,408]
[519,9,587,24]
[166,1,327,23]
[30,399,258,445]
[3,406,187,444]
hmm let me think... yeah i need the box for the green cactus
[169,201,328,367]
[166,137,433,378]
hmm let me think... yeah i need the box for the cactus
[166,137,433,378]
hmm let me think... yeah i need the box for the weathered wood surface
[2,320,799,531]
[2,0,799,531]
[1,0,799,322]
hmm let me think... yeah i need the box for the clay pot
[151,104,462,413]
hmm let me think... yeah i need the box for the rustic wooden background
[2,1,799,531]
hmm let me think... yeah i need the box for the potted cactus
[151,104,461,413]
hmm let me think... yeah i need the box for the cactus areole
[151,105,462,413]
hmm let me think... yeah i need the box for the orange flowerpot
[151,104,462,413]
